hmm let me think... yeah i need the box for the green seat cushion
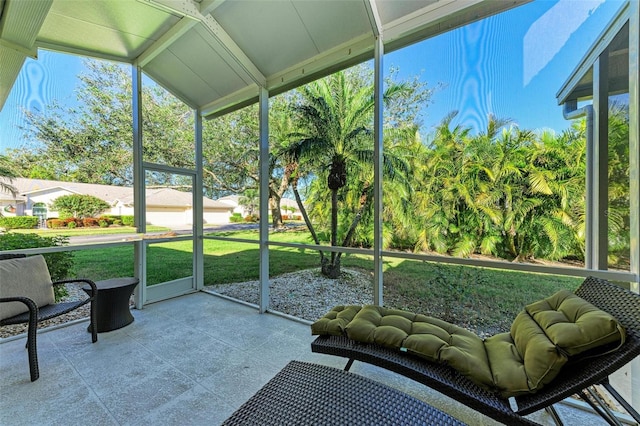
[344,306,494,389]
[311,305,362,336]
[525,290,626,357]
[486,312,568,398]
[0,255,55,320]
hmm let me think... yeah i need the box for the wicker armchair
[0,254,97,381]
[312,276,640,426]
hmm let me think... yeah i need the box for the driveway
[68,223,260,245]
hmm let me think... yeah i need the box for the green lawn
[70,228,583,334]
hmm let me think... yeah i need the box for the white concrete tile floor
[0,292,614,425]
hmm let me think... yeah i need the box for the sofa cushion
[525,290,626,357]
[0,255,54,320]
[344,305,495,389]
[311,305,362,336]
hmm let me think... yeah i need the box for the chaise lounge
[311,276,640,426]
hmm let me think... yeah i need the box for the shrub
[97,216,113,225]
[113,219,123,226]
[229,213,243,223]
[98,220,109,228]
[47,219,65,228]
[83,217,99,227]
[63,217,81,227]
[49,194,110,219]
[244,214,258,223]
[0,233,74,301]
[0,216,38,230]
[121,215,134,226]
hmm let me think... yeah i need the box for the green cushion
[311,305,361,336]
[0,255,54,320]
[525,290,626,357]
[486,312,568,398]
[311,291,627,399]
[344,306,495,389]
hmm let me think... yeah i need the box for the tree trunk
[291,173,327,266]
[335,183,371,266]
[321,257,341,279]
[269,192,284,229]
[327,188,339,276]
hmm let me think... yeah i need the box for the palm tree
[288,70,413,278]
[0,154,19,195]
[0,155,20,218]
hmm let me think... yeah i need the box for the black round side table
[83,277,139,333]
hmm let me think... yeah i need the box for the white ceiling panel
[277,1,371,57]
[214,0,322,76]
[377,0,440,24]
[38,0,179,60]
[144,49,222,108]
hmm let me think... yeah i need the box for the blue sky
[0,0,623,153]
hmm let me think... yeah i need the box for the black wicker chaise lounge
[0,253,97,381]
[311,276,640,426]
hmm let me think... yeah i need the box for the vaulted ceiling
[0,0,525,118]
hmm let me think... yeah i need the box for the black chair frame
[0,253,98,381]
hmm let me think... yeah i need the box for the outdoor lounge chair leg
[26,304,39,382]
[578,389,622,426]
[601,380,640,423]
[343,358,355,371]
[544,405,564,426]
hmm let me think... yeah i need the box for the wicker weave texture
[311,335,534,426]
[222,361,466,426]
[311,276,640,426]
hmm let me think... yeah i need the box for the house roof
[217,195,241,206]
[0,0,526,117]
[556,2,630,104]
[8,178,232,210]
[217,194,300,210]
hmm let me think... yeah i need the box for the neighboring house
[217,194,302,218]
[0,178,234,227]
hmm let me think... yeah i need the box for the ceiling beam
[199,15,266,87]
[136,17,197,67]
[363,0,382,38]
[0,39,37,59]
[199,0,226,16]
[145,0,265,87]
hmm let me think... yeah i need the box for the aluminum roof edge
[556,1,630,105]
[384,0,529,54]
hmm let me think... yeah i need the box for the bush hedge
[0,216,39,230]
[229,213,243,223]
[244,214,259,223]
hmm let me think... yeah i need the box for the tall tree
[0,154,19,208]
[11,60,194,186]
[288,68,426,278]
